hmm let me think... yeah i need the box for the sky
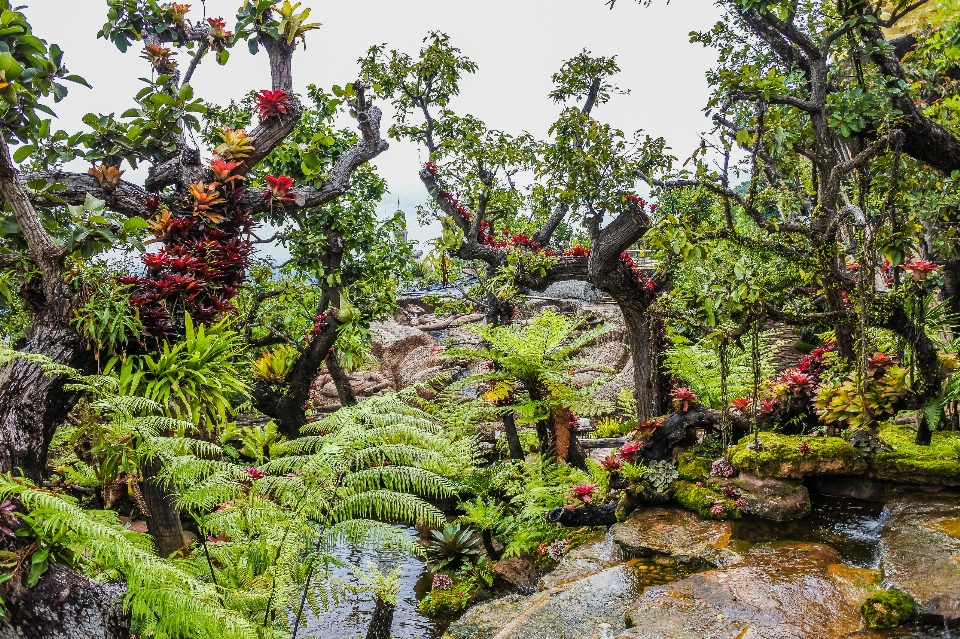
[20,0,723,252]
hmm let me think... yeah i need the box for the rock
[736,472,811,521]
[540,280,605,302]
[610,506,741,568]
[879,488,960,625]
[871,424,960,486]
[617,543,882,639]
[444,559,683,639]
[491,557,538,594]
[539,533,624,590]
[728,432,867,479]
[806,475,886,501]
[595,358,634,403]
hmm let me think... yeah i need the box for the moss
[677,453,712,482]
[673,480,741,520]
[420,583,474,617]
[871,424,960,485]
[728,432,866,478]
[860,589,916,629]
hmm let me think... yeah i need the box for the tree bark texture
[326,351,358,407]
[500,412,524,460]
[139,456,185,559]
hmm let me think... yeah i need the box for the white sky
[22,0,722,250]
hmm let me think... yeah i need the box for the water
[302,527,444,639]
[732,495,889,567]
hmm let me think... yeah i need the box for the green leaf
[12,144,33,162]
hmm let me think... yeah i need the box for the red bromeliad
[264,174,295,203]
[670,387,698,412]
[255,89,291,120]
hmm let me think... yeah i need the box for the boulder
[736,472,811,521]
[444,557,690,639]
[879,488,960,625]
[610,506,741,568]
[728,432,867,479]
[617,543,883,639]
[491,557,538,594]
[539,533,624,590]
[870,424,960,486]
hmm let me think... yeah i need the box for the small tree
[448,310,612,466]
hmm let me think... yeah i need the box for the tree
[611,0,960,443]
[0,0,388,477]
[361,35,674,420]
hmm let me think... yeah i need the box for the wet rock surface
[444,557,692,639]
[879,488,960,625]
[736,472,811,521]
[539,533,624,590]
[617,543,881,639]
[610,506,741,568]
[491,557,538,594]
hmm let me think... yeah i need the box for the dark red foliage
[123,184,253,338]
[796,342,835,380]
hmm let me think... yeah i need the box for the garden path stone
[610,505,742,568]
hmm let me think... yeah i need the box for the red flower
[729,397,752,413]
[255,89,291,120]
[779,369,814,395]
[901,260,939,281]
[243,466,264,479]
[670,387,698,412]
[264,175,295,202]
[601,455,622,471]
[758,398,778,416]
[867,352,897,377]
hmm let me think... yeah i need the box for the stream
[305,496,953,639]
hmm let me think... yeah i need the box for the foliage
[815,363,911,429]
[861,589,916,629]
[663,330,779,409]
[251,343,298,383]
[427,523,482,571]
[71,269,143,361]
[104,314,248,429]
[448,310,613,425]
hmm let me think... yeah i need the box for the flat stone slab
[444,558,691,639]
[610,506,741,568]
[880,488,960,624]
[539,532,624,590]
[617,543,882,639]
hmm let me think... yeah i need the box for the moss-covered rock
[860,589,916,628]
[673,480,742,520]
[676,453,713,482]
[871,424,960,486]
[420,584,474,617]
[728,432,866,478]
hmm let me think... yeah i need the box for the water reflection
[302,526,446,639]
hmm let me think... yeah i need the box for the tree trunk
[0,307,92,480]
[140,456,185,558]
[620,304,668,422]
[916,411,933,446]
[326,350,358,407]
[500,411,524,460]
[480,529,502,560]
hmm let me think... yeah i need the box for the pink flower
[710,503,725,518]
[711,458,735,478]
[735,498,746,509]
[901,260,939,281]
[798,442,812,457]
[243,467,264,479]
[617,440,644,462]
[432,573,453,590]
[568,482,598,505]
[601,455,622,471]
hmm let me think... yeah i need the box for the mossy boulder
[870,424,960,486]
[728,432,866,478]
[672,480,742,520]
[676,453,712,482]
[860,589,916,628]
[421,584,474,617]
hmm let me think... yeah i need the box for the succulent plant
[427,523,482,571]
[645,460,679,493]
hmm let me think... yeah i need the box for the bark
[0,307,92,481]
[139,456,185,559]
[480,529,502,560]
[500,412,524,460]
[544,501,620,527]
[620,304,668,422]
[326,351,358,407]
[0,563,129,639]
